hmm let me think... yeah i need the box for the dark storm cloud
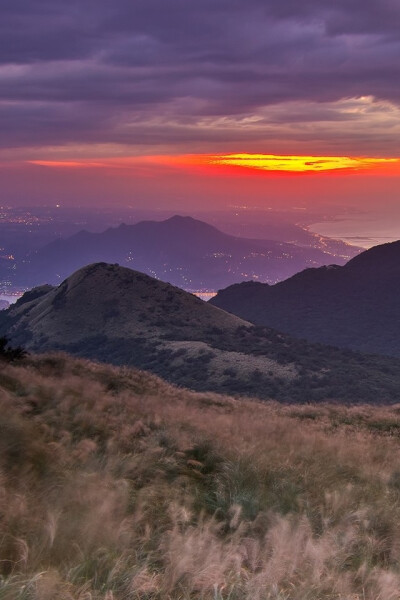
[1,0,400,151]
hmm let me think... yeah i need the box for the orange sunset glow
[29,153,400,175]
[208,154,400,173]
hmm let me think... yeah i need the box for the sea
[308,212,400,249]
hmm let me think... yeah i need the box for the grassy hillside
[2,353,400,598]
[3,262,400,404]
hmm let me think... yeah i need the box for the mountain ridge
[15,215,359,291]
[210,239,400,356]
[2,262,400,404]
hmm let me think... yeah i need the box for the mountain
[2,262,400,403]
[14,215,358,291]
[4,262,247,345]
[210,240,400,357]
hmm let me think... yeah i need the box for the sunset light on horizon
[208,154,400,174]
[1,0,399,218]
[29,153,400,175]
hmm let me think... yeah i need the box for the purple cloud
[0,0,399,153]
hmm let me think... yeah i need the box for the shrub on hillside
[0,337,26,362]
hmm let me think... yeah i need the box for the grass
[1,353,400,598]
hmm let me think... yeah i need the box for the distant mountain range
[14,215,359,291]
[1,262,400,404]
[211,240,400,357]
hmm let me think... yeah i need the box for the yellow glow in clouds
[209,153,399,173]
[28,153,400,175]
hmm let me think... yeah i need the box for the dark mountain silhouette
[1,262,400,404]
[210,240,400,357]
[15,215,357,291]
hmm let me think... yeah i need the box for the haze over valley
[0,206,360,300]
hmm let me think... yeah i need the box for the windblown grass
[1,353,400,598]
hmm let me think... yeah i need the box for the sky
[1,0,400,215]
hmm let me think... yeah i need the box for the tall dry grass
[1,353,400,599]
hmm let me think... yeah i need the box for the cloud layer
[1,0,400,156]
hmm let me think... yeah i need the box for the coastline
[307,214,400,250]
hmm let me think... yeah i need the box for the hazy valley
[1,212,360,297]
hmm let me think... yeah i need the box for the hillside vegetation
[2,353,400,598]
[2,262,400,404]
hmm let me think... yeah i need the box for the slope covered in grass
[3,262,400,404]
[2,353,400,599]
